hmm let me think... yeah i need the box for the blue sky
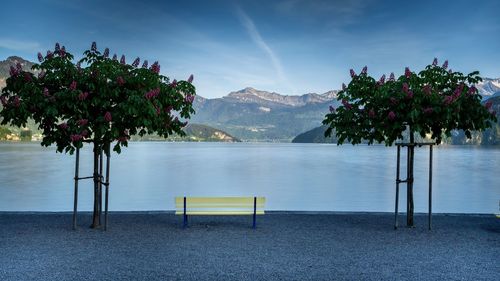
[1,0,499,98]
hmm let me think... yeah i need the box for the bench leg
[183,214,188,228]
[253,196,257,229]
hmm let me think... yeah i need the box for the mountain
[0,56,37,88]
[293,97,500,145]
[174,123,240,142]
[192,88,339,141]
[292,125,336,143]
[1,56,498,143]
[133,123,240,142]
[476,78,500,100]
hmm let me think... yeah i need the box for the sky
[1,0,499,98]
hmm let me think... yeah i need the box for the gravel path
[0,212,498,281]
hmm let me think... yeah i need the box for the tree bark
[407,130,415,227]
[91,143,101,228]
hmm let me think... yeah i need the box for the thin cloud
[0,39,41,52]
[236,7,295,94]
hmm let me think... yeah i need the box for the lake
[0,142,499,214]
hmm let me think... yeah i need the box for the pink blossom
[329,105,335,113]
[443,96,454,105]
[402,82,409,93]
[170,79,177,88]
[80,130,88,137]
[378,74,386,85]
[453,84,464,99]
[390,97,398,105]
[342,83,346,91]
[76,62,81,70]
[342,99,353,110]
[406,91,414,99]
[77,119,88,126]
[13,96,20,107]
[69,81,77,90]
[151,61,160,74]
[389,72,395,81]
[187,74,194,83]
[46,50,53,59]
[132,57,140,67]
[117,136,129,142]
[60,46,66,57]
[104,112,112,122]
[59,122,68,130]
[467,86,476,96]
[185,94,195,103]
[349,69,356,78]
[70,134,83,142]
[142,60,148,68]
[103,48,109,58]
[144,88,160,100]
[37,52,43,62]
[448,69,453,74]
[388,111,396,121]
[485,101,493,110]
[38,71,46,79]
[423,84,432,95]
[116,76,125,86]
[423,107,434,115]
[120,55,126,64]
[368,109,375,118]
[112,54,118,61]
[361,66,367,75]
[432,58,438,66]
[0,96,7,106]
[91,42,97,52]
[55,43,60,52]
[9,66,18,77]
[405,67,411,79]
[23,73,32,82]
[442,60,448,69]
[43,88,50,97]
[78,92,89,101]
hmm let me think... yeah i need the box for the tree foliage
[323,59,497,145]
[0,42,196,154]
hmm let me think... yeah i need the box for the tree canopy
[0,42,196,154]
[323,59,497,145]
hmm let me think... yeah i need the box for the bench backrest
[174,197,266,215]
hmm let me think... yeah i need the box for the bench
[175,197,265,228]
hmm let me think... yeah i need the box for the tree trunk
[407,131,415,227]
[90,143,101,228]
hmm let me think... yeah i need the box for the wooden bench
[175,197,265,228]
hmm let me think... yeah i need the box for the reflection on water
[0,142,499,213]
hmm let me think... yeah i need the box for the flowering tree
[0,42,196,228]
[323,59,496,226]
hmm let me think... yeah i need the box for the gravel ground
[0,212,498,281]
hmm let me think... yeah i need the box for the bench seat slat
[175,204,265,209]
[175,210,265,215]
[175,197,265,205]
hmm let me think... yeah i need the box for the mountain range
[1,56,499,143]
[191,87,339,141]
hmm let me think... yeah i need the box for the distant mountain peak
[0,56,37,79]
[225,87,337,107]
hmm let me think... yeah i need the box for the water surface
[0,142,498,213]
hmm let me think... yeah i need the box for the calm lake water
[0,142,499,213]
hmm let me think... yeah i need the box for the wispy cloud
[236,7,296,94]
[0,39,41,52]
